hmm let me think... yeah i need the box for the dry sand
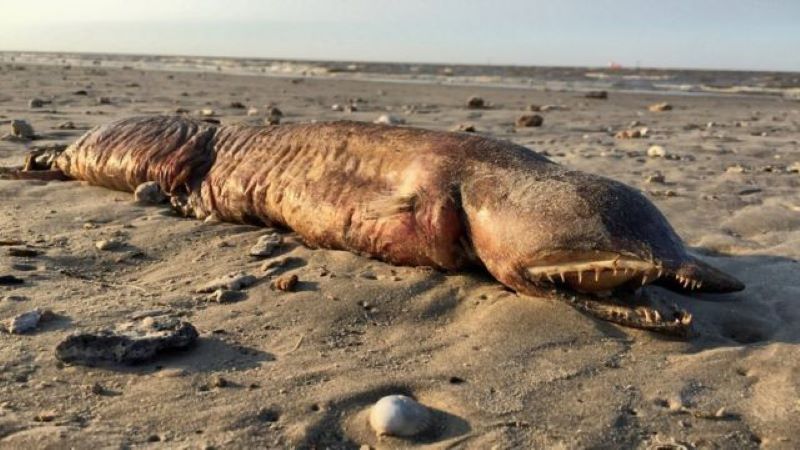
[1,63,799,449]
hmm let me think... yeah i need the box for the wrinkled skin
[25,116,744,335]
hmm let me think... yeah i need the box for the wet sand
[1,62,799,449]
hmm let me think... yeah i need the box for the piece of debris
[56,121,76,130]
[648,102,673,112]
[29,98,46,108]
[585,91,608,99]
[647,145,667,158]
[95,239,124,251]
[466,96,485,109]
[271,274,298,292]
[249,233,282,257]
[133,181,167,204]
[645,172,666,184]
[55,316,198,365]
[369,395,432,437]
[10,119,35,139]
[374,114,405,125]
[615,128,648,139]
[196,272,257,293]
[451,123,476,132]
[3,308,53,334]
[515,114,544,128]
[206,289,246,303]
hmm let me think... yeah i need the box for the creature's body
[24,116,744,334]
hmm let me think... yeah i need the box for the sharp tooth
[697,281,703,289]
[641,274,648,285]
[545,273,554,283]
[559,272,566,282]
[657,268,663,278]
[683,279,690,288]
[612,267,618,276]
[595,268,601,282]
[653,310,662,322]
[691,280,698,290]
[577,270,583,284]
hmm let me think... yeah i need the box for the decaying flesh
[7,116,745,336]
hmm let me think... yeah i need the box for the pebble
[207,289,246,303]
[10,119,35,139]
[374,114,405,125]
[369,395,432,437]
[466,96,485,109]
[195,272,257,293]
[331,104,344,112]
[787,162,800,173]
[133,181,167,204]
[645,172,666,184]
[515,114,544,128]
[265,115,281,125]
[615,128,648,139]
[97,96,111,105]
[647,145,667,158]
[95,239,123,251]
[28,98,45,108]
[246,107,259,116]
[199,109,215,117]
[585,90,608,99]
[229,101,246,109]
[271,274,298,292]
[452,123,476,133]
[7,247,40,257]
[249,233,282,257]
[3,308,51,334]
[55,316,198,365]
[648,102,673,112]
[56,121,76,130]
[0,275,25,285]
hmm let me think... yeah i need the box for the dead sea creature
[16,116,745,335]
[369,395,432,437]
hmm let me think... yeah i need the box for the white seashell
[369,395,432,437]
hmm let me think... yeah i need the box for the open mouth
[525,253,703,294]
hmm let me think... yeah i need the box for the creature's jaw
[515,251,743,337]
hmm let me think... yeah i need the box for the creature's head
[461,167,744,297]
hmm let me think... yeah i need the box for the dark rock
[466,96,485,109]
[585,91,608,99]
[515,114,544,128]
[55,317,198,365]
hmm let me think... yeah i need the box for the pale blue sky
[1,0,798,71]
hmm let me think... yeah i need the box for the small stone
[527,104,541,111]
[466,96,485,109]
[88,382,105,395]
[271,274,298,292]
[229,101,246,109]
[585,90,608,99]
[615,128,648,139]
[452,123,476,132]
[34,411,57,422]
[786,162,800,173]
[267,107,283,118]
[647,145,667,158]
[196,272,257,293]
[97,96,111,105]
[73,89,88,96]
[10,120,35,139]
[207,289,246,303]
[199,108,215,117]
[28,98,45,108]
[331,104,344,112]
[369,395,432,437]
[133,182,167,204]
[209,375,228,388]
[95,239,123,251]
[55,317,199,365]
[249,233,282,257]
[264,115,281,125]
[515,114,544,128]
[645,172,666,184]
[648,102,673,112]
[56,121,76,130]
[246,107,259,116]
[374,114,405,125]
[4,308,49,334]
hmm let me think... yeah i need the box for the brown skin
[24,116,745,335]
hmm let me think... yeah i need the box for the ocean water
[2,51,799,99]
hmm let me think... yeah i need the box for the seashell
[368,395,432,437]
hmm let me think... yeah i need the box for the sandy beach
[1,60,799,449]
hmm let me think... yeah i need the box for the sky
[1,0,799,71]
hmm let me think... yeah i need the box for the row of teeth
[675,273,702,290]
[527,259,704,291]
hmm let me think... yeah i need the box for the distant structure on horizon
[608,61,623,70]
